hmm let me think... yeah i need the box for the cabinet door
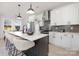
[49,32,53,43]
[61,33,71,49]
[54,36,63,47]
[50,3,79,25]
[53,33,63,47]
[69,3,79,25]
[24,36,49,56]
[49,32,55,44]
[72,33,79,50]
[50,10,56,26]
[62,3,79,25]
[54,8,65,25]
[51,8,68,26]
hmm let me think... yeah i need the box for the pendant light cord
[18,4,21,15]
[30,4,32,9]
[17,4,22,18]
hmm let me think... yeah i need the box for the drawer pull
[71,35,73,38]
[61,36,62,40]
[53,36,55,38]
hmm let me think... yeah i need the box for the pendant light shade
[16,4,22,19]
[27,4,35,14]
[16,13,22,19]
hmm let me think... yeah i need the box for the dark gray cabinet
[23,36,49,56]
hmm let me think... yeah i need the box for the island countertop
[5,31,49,55]
[9,31,48,41]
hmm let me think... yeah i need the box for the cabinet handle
[53,36,55,38]
[71,35,73,38]
[61,36,62,40]
[64,34,67,36]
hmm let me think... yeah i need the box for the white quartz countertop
[5,31,35,51]
[9,31,48,41]
[5,31,48,51]
[13,38,35,51]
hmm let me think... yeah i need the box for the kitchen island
[4,31,49,56]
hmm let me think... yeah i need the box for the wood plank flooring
[0,39,79,56]
[49,43,79,56]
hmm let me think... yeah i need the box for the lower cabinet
[54,35,63,47]
[49,32,54,44]
[71,34,79,50]
[61,33,71,49]
[49,32,79,51]
[23,36,49,56]
[49,32,63,47]
[53,33,71,49]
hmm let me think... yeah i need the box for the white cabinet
[49,32,55,44]
[53,32,63,47]
[70,3,79,24]
[50,3,79,26]
[71,33,79,50]
[50,10,55,25]
[50,8,65,26]
[61,33,72,49]
[49,32,63,47]
[53,32,72,49]
[49,32,53,43]
[62,3,79,25]
[49,32,79,51]
[54,37,62,47]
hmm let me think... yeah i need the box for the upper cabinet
[50,3,79,26]
[50,8,64,25]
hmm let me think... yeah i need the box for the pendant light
[27,4,35,14]
[16,4,22,19]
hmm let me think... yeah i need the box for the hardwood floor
[0,39,79,56]
[0,39,8,56]
[49,43,79,56]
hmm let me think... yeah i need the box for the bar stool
[8,43,15,56]
[5,39,10,50]
[13,48,25,56]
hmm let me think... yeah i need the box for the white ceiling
[0,2,74,19]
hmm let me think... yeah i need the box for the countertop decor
[26,22,35,35]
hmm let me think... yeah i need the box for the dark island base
[22,36,49,56]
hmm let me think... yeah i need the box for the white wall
[0,18,4,39]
